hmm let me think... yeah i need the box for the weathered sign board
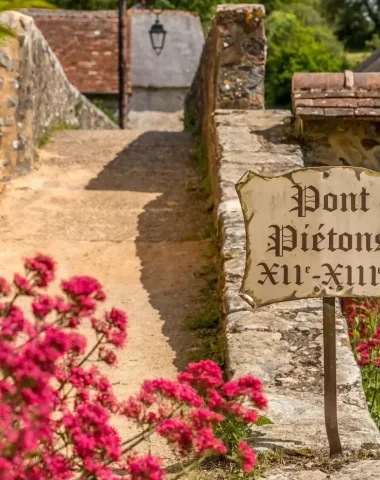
[236,167,380,308]
[236,166,380,457]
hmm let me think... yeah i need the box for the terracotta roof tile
[293,71,380,119]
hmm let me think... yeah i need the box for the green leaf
[0,0,55,12]
[256,415,274,426]
[0,23,15,37]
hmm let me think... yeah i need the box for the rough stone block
[297,107,325,116]
[0,50,15,71]
[266,461,380,479]
[0,116,14,126]
[324,107,355,116]
[355,107,380,116]
[7,97,18,108]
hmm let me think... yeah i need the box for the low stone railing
[0,11,116,182]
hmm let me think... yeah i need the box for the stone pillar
[215,4,266,109]
[185,4,266,137]
[0,35,21,183]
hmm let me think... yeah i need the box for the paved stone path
[0,127,209,459]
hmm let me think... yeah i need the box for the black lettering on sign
[289,185,371,218]
[267,225,297,257]
[324,193,338,212]
[257,263,279,285]
[340,193,357,212]
[321,263,343,286]
[290,185,319,217]
[360,187,370,212]
[312,224,325,252]
[356,233,372,252]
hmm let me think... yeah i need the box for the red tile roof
[293,71,380,118]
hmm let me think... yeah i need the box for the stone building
[26,9,204,118]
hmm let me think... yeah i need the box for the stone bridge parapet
[0,11,116,182]
[187,3,380,477]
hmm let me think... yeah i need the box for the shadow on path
[86,131,209,369]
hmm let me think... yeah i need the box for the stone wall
[188,4,380,477]
[292,72,380,170]
[185,3,266,196]
[185,4,266,136]
[301,119,380,170]
[0,11,116,179]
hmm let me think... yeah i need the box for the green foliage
[38,121,78,149]
[187,259,224,365]
[366,34,380,52]
[183,106,200,136]
[265,10,346,108]
[92,99,119,124]
[320,0,378,51]
[0,0,55,11]
[55,0,116,8]
[0,0,54,39]
[214,414,253,453]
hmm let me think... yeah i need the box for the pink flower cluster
[0,254,266,480]
[344,299,380,366]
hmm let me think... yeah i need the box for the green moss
[92,99,119,125]
[75,99,84,116]
[38,122,78,149]
[184,106,200,136]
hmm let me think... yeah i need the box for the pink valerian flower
[1,305,34,339]
[61,275,105,301]
[189,408,224,430]
[156,419,194,454]
[24,254,56,288]
[221,376,268,409]
[32,295,56,319]
[13,273,35,296]
[63,403,121,462]
[0,254,266,479]
[99,347,118,365]
[139,379,203,407]
[92,308,128,349]
[195,427,227,456]
[178,360,223,392]
[0,277,11,297]
[127,454,165,480]
[41,452,73,479]
[237,441,257,473]
[222,402,259,424]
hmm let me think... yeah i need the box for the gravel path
[0,127,209,460]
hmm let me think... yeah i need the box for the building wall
[87,88,187,121]
[301,119,380,171]
[130,88,187,113]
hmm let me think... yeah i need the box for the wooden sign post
[236,166,380,457]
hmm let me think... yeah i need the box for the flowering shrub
[0,254,267,479]
[344,298,380,427]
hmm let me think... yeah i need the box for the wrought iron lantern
[149,13,167,56]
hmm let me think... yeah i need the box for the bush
[0,254,267,479]
[265,11,346,108]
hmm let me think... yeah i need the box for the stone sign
[237,167,380,308]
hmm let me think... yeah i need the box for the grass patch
[38,122,78,149]
[92,99,119,125]
[186,131,224,365]
[346,51,369,69]
[184,106,200,137]
[186,245,224,366]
